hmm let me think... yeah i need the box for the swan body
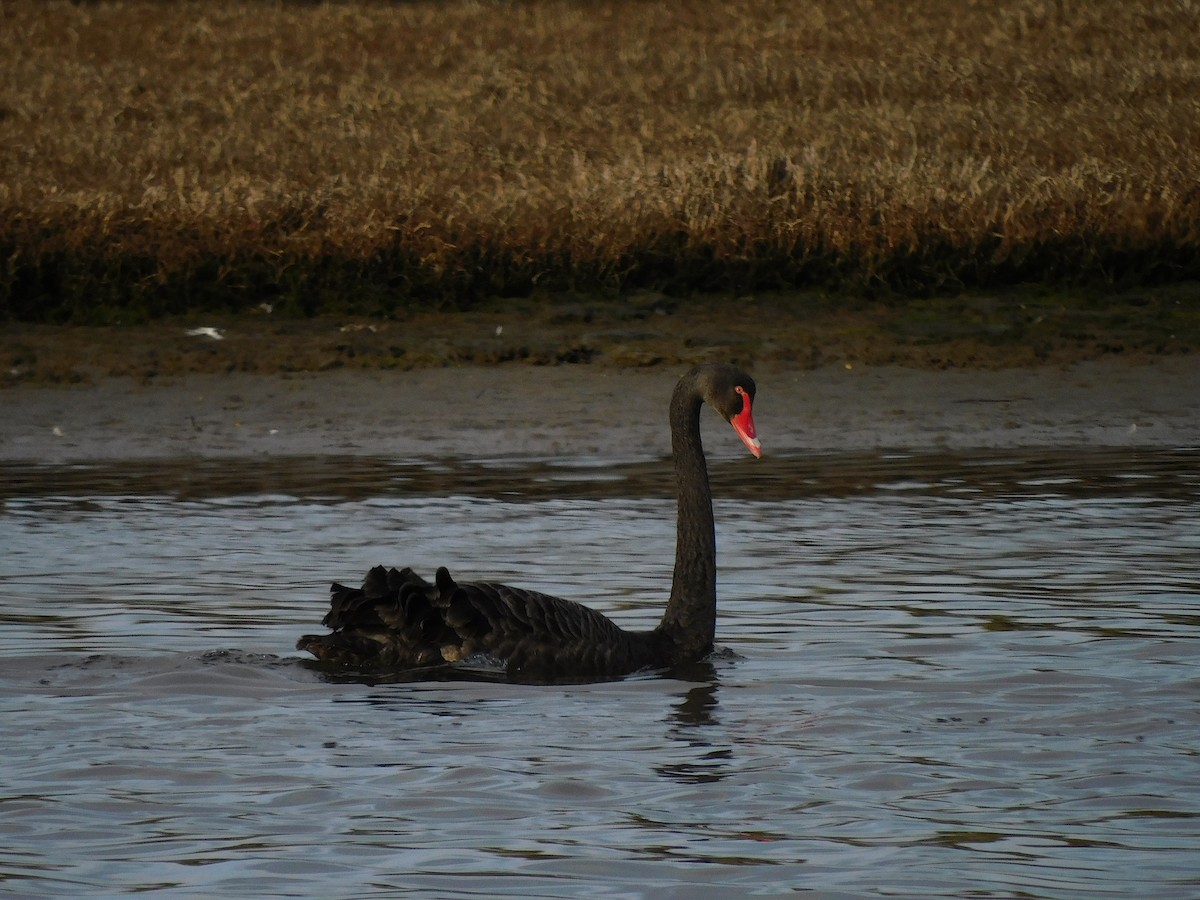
[297,362,761,681]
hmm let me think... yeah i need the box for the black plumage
[296,362,761,682]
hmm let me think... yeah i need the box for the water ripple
[0,449,1197,897]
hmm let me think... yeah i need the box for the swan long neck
[656,377,717,661]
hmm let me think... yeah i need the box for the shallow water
[1,449,1198,898]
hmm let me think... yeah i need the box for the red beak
[730,393,762,458]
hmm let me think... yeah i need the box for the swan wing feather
[298,565,649,677]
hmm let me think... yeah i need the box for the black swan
[296,362,761,681]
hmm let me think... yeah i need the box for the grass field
[1,0,1199,322]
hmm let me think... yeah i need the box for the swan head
[694,363,761,458]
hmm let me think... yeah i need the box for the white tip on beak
[732,421,762,458]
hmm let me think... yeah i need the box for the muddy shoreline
[3,358,1197,465]
[5,288,1198,386]
[3,293,1198,463]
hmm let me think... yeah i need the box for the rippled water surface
[2,449,1198,898]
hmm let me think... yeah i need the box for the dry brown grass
[1,0,1199,320]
